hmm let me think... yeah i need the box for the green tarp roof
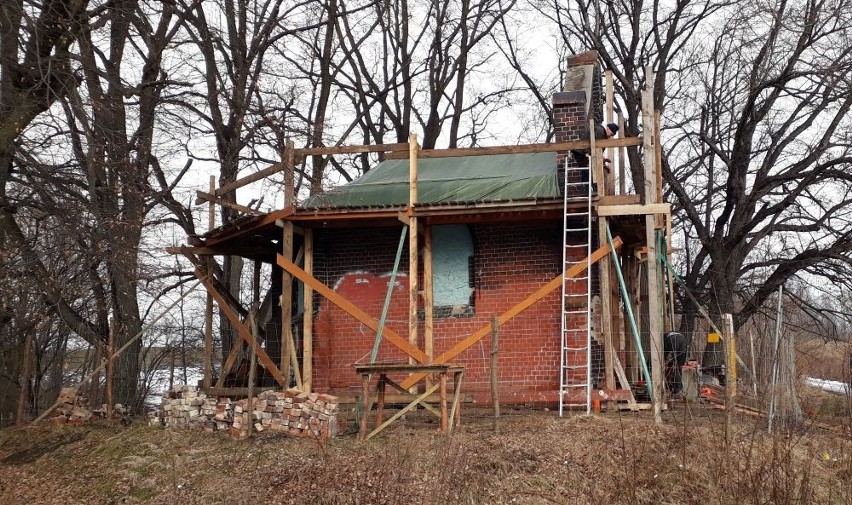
[303,152,560,208]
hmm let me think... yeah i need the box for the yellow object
[707,332,721,343]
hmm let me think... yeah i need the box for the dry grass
[0,402,850,505]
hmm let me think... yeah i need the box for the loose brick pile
[47,387,131,425]
[156,386,338,439]
[47,388,91,425]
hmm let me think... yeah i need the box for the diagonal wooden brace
[276,255,429,363]
[193,268,286,386]
[180,249,248,318]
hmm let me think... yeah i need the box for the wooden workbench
[353,362,465,440]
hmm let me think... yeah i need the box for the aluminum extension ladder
[558,165,593,416]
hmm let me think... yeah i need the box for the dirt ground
[1,399,851,505]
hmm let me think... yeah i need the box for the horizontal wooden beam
[166,245,275,260]
[294,142,409,156]
[276,255,429,363]
[399,236,623,390]
[195,191,262,216]
[386,137,643,160]
[597,203,671,217]
[598,194,640,206]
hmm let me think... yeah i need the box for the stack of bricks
[160,385,205,428]
[157,386,338,439]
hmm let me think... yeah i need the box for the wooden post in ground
[247,307,258,437]
[280,139,295,389]
[722,313,735,443]
[16,333,33,425]
[642,67,664,424]
[408,133,419,371]
[593,117,617,410]
[249,259,261,436]
[204,175,215,389]
[303,228,314,393]
[490,316,500,434]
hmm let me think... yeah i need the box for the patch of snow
[803,376,850,395]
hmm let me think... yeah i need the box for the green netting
[304,152,559,208]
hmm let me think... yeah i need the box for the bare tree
[522,0,852,337]
[666,0,852,335]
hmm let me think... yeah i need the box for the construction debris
[46,387,131,425]
[155,386,338,439]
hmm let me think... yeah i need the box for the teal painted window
[432,225,474,316]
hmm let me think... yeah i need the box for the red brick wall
[309,222,587,405]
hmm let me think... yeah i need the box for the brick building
[182,50,668,413]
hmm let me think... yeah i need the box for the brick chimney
[553,50,603,171]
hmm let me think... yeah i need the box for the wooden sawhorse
[353,362,464,440]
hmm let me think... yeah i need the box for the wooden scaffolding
[168,67,673,421]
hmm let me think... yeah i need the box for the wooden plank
[642,66,663,423]
[288,329,303,390]
[358,373,370,440]
[366,383,441,440]
[295,142,409,156]
[276,255,429,362]
[165,245,275,260]
[408,134,420,368]
[353,363,454,374]
[384,379,440,417]
[215,162,285,197]
[612,353,638,410]
[180,249,248,318]
[450,370,464,431]
[195,191,262,216]
[280,221,294,387]
[598,194,640,206]
[399,238,623,390]
[201,208,295,247]
[597,203,671,217]
[246,309,258,437]
[385,137,643,159]
[194,268,286,386]
[605,70,615,195]
[303,228,314,392]
[599,216,616,409]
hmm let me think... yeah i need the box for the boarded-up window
[432,224,474,317]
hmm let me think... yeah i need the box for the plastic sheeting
[304,152,560,208]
